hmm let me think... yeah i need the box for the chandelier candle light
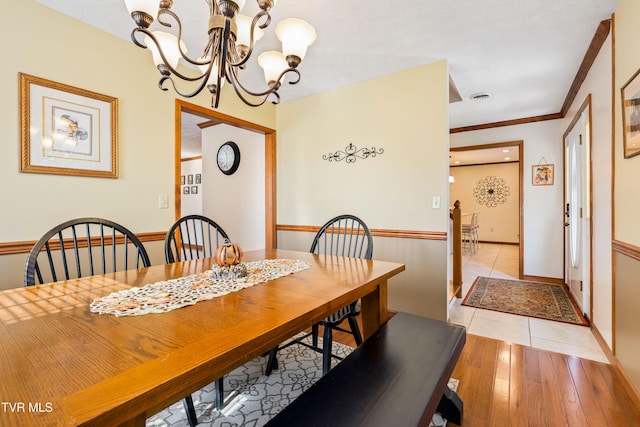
[123,0,316,108]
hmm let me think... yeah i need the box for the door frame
[450,140,524,279]
[174,99,277,249]
[562,95,593,320]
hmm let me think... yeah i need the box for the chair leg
[215,377,224,410]
[322,325,333,375]
[471,229,476,252]
[312,323,319,348]
[265,346,279,376]
[348,316,363,346]
[183,395,198,426]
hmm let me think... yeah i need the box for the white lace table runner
[89,259,310,317]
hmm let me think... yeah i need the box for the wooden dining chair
[461,212,479,253]
[24,217,151,287]
[265,214,373,376]
[164,215,228,425]
[164,214,229,263]
[24,218,208,425]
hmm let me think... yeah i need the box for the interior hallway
[448,243,608,363]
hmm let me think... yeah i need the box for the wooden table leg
[360,279,388,340]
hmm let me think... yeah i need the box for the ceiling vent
[469,92,491,100]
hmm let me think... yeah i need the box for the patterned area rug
[462,276,588,326]
[147,334,458,426]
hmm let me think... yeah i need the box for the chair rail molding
[0,232,166,256]
[277,224,446,241]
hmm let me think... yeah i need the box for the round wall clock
[216,141,240,175]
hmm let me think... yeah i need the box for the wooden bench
[265,312,466,427]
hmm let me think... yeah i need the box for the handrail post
[452,200,463,298]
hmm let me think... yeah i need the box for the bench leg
[436,386,463,425]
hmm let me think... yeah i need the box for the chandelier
[123,0,316,108]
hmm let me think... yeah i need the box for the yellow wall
[276,61,450,230]
[615,1,640,245]
[0,1,275,289]
[450,162,520,244]
[614,0,640,391]
[275,61,451,319]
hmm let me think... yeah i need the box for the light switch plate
[432,196,441,209]
[159,194,169,209]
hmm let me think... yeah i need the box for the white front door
[564,112,590,316]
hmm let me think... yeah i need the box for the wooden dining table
[0,248,404,426]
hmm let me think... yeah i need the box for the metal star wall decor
[473,176,510,207]
[322,143,384,163]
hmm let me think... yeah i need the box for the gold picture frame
[622,67,640,159]
[19,73,118,178]
[532,164,554,186]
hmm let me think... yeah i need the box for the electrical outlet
[159,194,168,209]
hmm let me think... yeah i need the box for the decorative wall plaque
[473,176,510,207]
[322,143,383,163]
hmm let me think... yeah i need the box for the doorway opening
[450,140,524,279]
[175,100,277,249]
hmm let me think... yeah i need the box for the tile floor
[448,243,609,363]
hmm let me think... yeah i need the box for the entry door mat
[147,333,458,426]
[462,276,588,326]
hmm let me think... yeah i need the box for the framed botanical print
[19,73,118,178]
[622,67,640,159]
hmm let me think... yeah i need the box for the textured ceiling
[36,0,618,130]
[36,0,618,159]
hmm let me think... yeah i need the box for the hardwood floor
[331,317,640,426]
[452,334,640,426]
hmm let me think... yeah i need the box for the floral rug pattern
[462,276,588,326]
[147,334,457,427]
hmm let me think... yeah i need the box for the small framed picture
[195,173,202,184]
[183,186,190,194]
[621,67,640,158]
[187,174,194,184]
[191,186,198,194]
[532,164,554,186]
[181,175,185,185]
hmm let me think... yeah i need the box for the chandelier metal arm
[131,28,208,82]
[228,11,271,68]
[223,65,301,107]
[227,74,277,107]
[156,8,213,67]
[158,73,213,101]
[130,26,148,49]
